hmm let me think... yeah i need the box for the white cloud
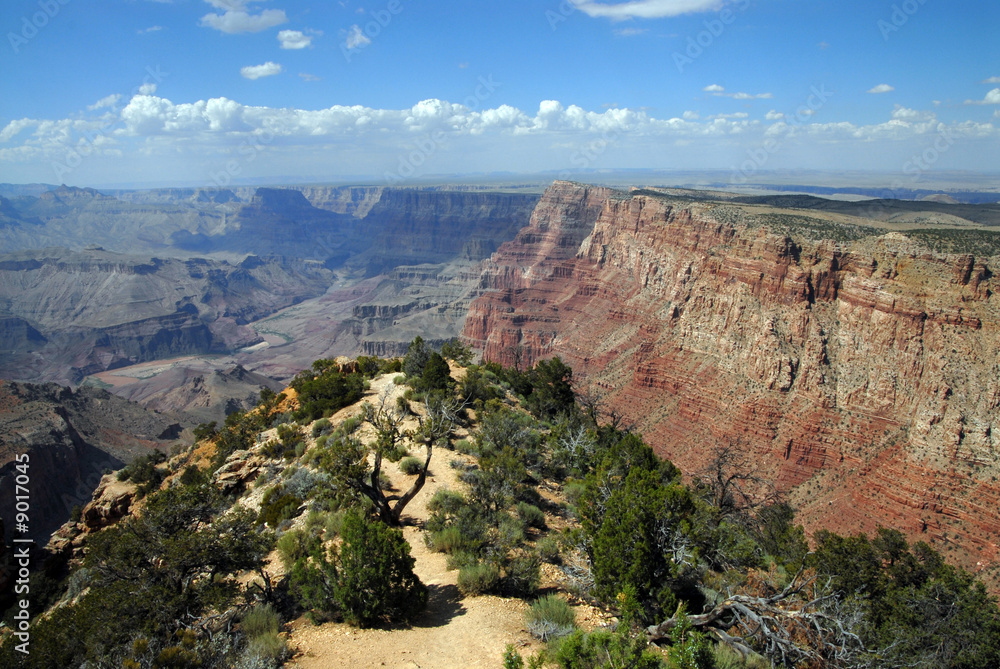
[570,0,726,20]
[868,84,895,94]
[199,0,286,34]
[240,62,283,80]
[614,27,648,37]
[4,91,999,185]
[87,94,122,111]
[344,25,371,49]
[704,85,771,99]
[137,26,163,35]
[299,73,321,82]
[983,76,1000,84]
[138,83,158,95]
[278,29,313,49]
[965,88,1000,105]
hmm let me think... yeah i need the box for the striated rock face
[0,249,334,384]
[346,189,541,275]
[464,182,1000,575]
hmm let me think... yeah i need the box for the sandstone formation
[464,182,1000,581]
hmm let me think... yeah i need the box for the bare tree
[329,388,465,526]
[646,564,875,668]
[698,438,781,524]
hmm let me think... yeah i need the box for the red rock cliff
[463,182,1000,582]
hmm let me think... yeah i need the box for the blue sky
[0,0,998,188]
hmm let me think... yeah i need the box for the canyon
[5,178,1000,584]
[464,181,1000,585]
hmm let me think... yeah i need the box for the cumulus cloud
[343,25,371,49]
[983,76,1000,84]
[200,0,286,34]
[570,0,726,20]
[3,90,998,184]
[965,88,1000,105]
[240,62,283,80]
[278,29,313,49]
[87,94,122,111]
[868,84,895,94]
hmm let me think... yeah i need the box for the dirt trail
[284,373,542,668]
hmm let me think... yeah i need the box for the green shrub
[258,487,303,527]
[276,529,309,570]
[427,488,466,515]
[290,362,366,422]
[428,526,476,554]
[537,535,562,564]
[563,481,587,511]
[179,465,207,487]
[517,502,547,530]
[399,456,424,475]
[503,644,526,669]
[710,643,770,669]
[504,553,541,597]
[334,510,427,627]
[526,594,575,641]
[242,604,280,639]
[311,418,331,438]
[454,438,476,455]
[325,509,347,537]
[115,452,167,498]
[446,550,479,571]
[457,561,500,596]
[246,632,287,665]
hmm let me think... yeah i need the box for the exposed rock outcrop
[464,182,1000,577]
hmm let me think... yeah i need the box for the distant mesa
[192,188,239,204]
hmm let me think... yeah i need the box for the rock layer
[464,182,1000,578]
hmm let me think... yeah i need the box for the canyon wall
[464,182,1000,579]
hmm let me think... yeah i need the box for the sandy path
[285,372,542,668]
